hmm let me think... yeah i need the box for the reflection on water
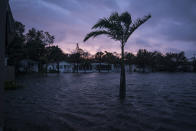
[5,73,196,131]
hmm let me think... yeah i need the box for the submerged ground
[4,73,196,131]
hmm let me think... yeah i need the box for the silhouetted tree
[102,51,118,64]
[95,51,104,72]
[44,32,55,47]
[175,52,188,71]
[84,12,151,98]
[136,49,152,72]
[70,44,86,72]
[47,46,64,72]
[81,51,91,72]
[25,28,55,72]
[70,53,81,73]
[125,52,135,65]
[163,52,187,72]
[150,51,164,71]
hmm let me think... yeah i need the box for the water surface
[5,73,196,131]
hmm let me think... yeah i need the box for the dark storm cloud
[10,0,196,57]
[126,0,196,42]
[42,0,119,11]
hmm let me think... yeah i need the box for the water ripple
[5,73,196,131]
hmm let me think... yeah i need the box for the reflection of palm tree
[84,12,151,98]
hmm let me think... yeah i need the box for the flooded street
[5,73,196,131]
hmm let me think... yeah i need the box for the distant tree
[84,12,151,98]
[44,32,55,47]
[102,51,117,64]
[150,51,164,71]
[163,52,187,72]
[47,46,64,72]
[134,50,189,72]
[125,52,135,65]
[25,28,55,72]
[136,49,152,72]
[70,43,85,72]
[103,51,120,72]
[95,51,104,72]
[70,53,81,73]
[81,51,91,72]
[83,51,90,59]
[175,52,188,71]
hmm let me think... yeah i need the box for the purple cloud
[10,0,196,57]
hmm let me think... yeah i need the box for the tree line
[7,21,196,73]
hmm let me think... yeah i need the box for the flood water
[5,73,196,131]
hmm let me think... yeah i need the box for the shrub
[4,81,24,90]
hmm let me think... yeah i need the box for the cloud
[10,0,196,57]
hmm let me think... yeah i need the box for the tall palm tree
[83,12,151,99]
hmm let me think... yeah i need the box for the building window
[59,65,63,69]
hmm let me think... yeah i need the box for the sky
[10,0,196,57]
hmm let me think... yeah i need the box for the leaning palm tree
[83,12,151,99]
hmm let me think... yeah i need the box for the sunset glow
[10,0,196,57]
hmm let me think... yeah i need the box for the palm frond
[92,18,111,29]
[120,12,132,42]
[108,12,119,22]
[120,11,132,27]
[83,30,112,42]
[130,14,151,34]
[125,14,151,42]
[84,12,151,45]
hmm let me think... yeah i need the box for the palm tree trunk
[120,44,126,99]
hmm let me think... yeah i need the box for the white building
[113,64,138,73]
[47,61,73,73]
[46,61,115,73]
[19,59,39,72]
[46,61,151,73]
[91,63,114,72]
[59,61,73,72]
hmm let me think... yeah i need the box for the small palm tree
[84,12,151,99]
